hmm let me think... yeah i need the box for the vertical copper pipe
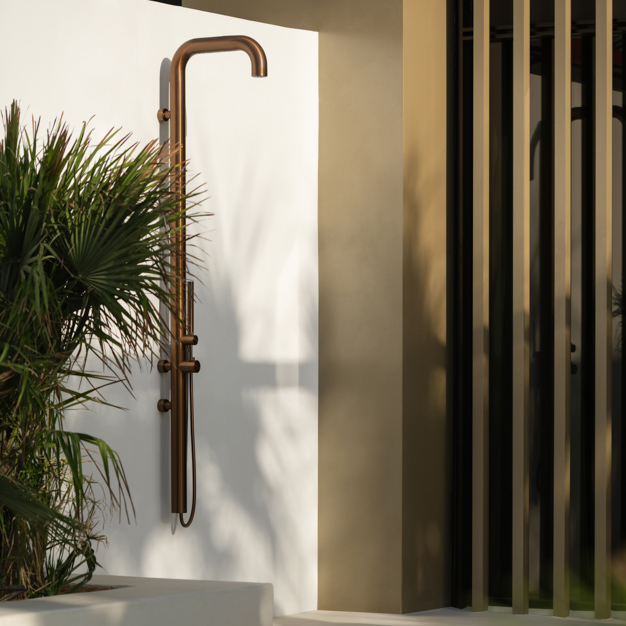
[168,36,267,515]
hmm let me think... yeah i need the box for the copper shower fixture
[157,36,268,527]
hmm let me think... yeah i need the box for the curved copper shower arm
[170,36,268,300]
[171,36,268,197]
[157,36,268,525]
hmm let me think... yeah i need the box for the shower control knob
[179,359,201,374]
[157,399,172,413]
[157,359,171,373]
[181,335,199,346]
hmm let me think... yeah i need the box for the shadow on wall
[83,186,318,616]
[402,151,450,610]
[65,58,318,618]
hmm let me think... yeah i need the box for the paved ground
[275,608,626,626]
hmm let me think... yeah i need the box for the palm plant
[0,102,200,597]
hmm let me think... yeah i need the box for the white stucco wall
[0,0,318,616]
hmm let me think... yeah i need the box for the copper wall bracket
[157,399,172,413]
[157,359,171,373]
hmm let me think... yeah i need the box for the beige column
[402,0,450,613]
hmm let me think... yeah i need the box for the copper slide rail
[157,36,268,527]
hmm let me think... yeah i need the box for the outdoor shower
[157,36,268,527]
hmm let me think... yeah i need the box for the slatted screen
[462,0,618,618]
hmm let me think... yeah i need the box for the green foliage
[614,282,624,352]
[0,102,199,598]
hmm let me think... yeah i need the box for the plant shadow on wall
[191,263,316,612]
[403,151,449,603]
[0,102,200,600]
[190,164,315,615]
[112,130,319,615]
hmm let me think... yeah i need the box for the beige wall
[402,0,451,612]
[314,6,405,613]
[183,0,450,614]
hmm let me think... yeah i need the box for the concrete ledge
[0,575,273,626]
[274,608,626,626]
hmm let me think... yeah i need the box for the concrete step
[0,575,273,626]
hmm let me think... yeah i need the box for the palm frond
[0,101,207,596]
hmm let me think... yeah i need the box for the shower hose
[179,372,196,527]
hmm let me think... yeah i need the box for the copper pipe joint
[181,334,198,346]
[158,359,172,373]
[158,399,172,413]
[179,360,201,374]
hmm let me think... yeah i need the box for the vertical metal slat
[595,0,613,618]
[622,32,626,605]
[512,0,530,614]
[472,0,489,611]
[553,0,572,617]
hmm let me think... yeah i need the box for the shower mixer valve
[157,280,200,411]
[157,278,201,528]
